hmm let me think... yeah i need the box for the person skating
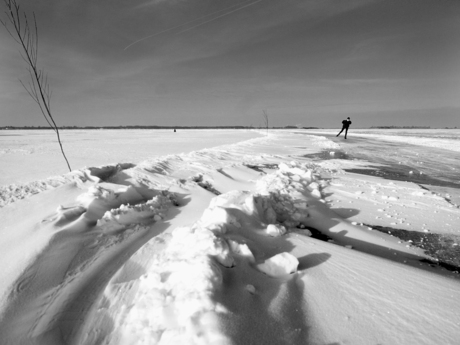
[336,117,352,139]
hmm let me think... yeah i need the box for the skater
[336,117,352,139]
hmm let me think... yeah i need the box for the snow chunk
[76,185,145,216]
[171,226,235,268]
[200,206,241,233]
[77,185,118,206]
[298,228,312,236]
[97,195,172,232]
[265,224,287,237]
[253,196,278,224]
[209,190,257,217]
[257,252,299,277]
[253,162,322,227]
[310,189,322,199]
[228,240,255,263]
[246,284,256,294]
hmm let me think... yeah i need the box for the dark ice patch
[366,224,460,273]
[303,149,460,189]
[345,168,460,189]
[303,150,352,161]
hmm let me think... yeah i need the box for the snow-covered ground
[0,129,459,345]
[0,129,262,186]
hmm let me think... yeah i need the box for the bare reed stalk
[262,109,269,134]
[1,0,71,171]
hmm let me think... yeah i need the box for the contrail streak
[124,2,247,51]
[124,0,263,50]
[175,0,263,35]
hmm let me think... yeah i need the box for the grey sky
[1,0,459,128]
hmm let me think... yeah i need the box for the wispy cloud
[125,0,263,50]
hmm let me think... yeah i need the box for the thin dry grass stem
[1,0,71,171]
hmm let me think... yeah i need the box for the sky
[0,0,459,128]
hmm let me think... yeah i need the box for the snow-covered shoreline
[0,129,264,186]
[0,129,459,344]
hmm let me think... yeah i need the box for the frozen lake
[300,129,460,206]
[303,129,460,187]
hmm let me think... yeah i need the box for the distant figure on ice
[336,117,352,139]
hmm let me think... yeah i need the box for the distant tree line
[369,126,431,129]
[1,125,255,130]
[1,125,320,130]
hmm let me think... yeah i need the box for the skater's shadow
[298,252,331,270]
[329,207,360,219]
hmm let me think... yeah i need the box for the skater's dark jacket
[342,119,352,128]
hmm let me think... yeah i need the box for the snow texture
[0,129,459,345]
